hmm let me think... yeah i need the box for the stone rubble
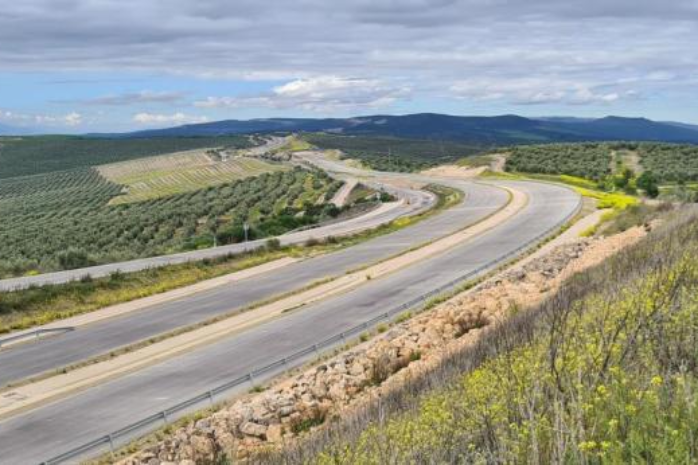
[119,227,644,465]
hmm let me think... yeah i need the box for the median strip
[0,257,300,351]
[0,184,527,420]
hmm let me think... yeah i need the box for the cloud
[67,90,186,106]
[0,0,697,123]
[0,1,694,82]
[0,109,83,127]
[132,112,209,126]
[195,76,409,112]
[450,78,637,106]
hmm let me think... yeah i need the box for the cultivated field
[0,135,253,178]
[505,143,614,180]
[302,133,484,172]
[98,150,287,204]
[0,167,342,277]
[504,142,698,183]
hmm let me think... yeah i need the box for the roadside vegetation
[0,167,342,277]
[637,143,698,182]
[504,142,698,201]
[266,205,698,464]
[0,185,459,334]
[506,143,613,180]
[0,135,252,178]
[301,133,484,172]
[0,248,287,333]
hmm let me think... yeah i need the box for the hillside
[0,135,253,179]
[107,114,698,145]
[0,167,342,277]
[302,133,483,171]
[503,142,698,201]
[97,150,287,204]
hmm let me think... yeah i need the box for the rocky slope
[118,225,646,464]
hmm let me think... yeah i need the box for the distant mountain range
[0,122,36,136]
[662,121,698,132]
[98,114,698,145]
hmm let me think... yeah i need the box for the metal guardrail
[0,327,75,349]
[40,196,582,465]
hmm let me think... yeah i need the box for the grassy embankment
[270,204,698,464]
[0,185,460,334]
[480,166,643,238]
[480,170,638,209]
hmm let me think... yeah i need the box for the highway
[0,181,507,386]
[0,138,431,293]
[0,179,580,464]
[0,184,430,292]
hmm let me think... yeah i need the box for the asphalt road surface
[0,180,580,464]
[0,181,507,386]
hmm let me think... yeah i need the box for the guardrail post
[248,372,255,387]
[162,411,169,425]
[313,344,320,356]
[108,434,115,456]
[340,332,346,345]
[208,391,215,406]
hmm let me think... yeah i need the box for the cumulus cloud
[132,112,209,126]
[0,109,83,127]
[195,76,409,112]
[0,2,694,81]
[1,0,697,122]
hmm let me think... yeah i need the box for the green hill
[0,135,252,179]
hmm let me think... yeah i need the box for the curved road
[0,181,507,386]
[0,179,580,463]
[0,183,431,292]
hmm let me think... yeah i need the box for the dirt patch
[118,223,647,464]
[621,150,643,174]
[421,165,486,178]
[489,153,507,172]
[330,178,358,207]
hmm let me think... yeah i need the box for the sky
[1,0,697,133]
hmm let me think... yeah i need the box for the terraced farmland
[98,150,287,204]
